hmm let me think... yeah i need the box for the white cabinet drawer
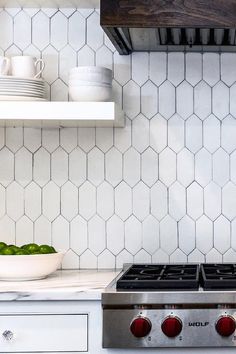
[0,314,87,353]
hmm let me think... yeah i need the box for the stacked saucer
[0,76,46,101]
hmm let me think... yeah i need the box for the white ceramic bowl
[69,85,112,102]
[69,73,112,85]
[69,80,111,87]
[69,66,112,84]
[0,251,65,281]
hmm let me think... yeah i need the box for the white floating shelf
[0,101,125,128]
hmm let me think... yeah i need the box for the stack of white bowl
[69,66,112,102]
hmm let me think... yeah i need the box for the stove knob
[216,315,236,337]
[130,317,152,338]
[161,316,182,337]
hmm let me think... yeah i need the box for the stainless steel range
[102,264,236,348]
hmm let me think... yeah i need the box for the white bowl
[0,251,65,281]
[70,66,112,75]
[70,66,112,84]
[69,80,111,87]
[69,85,112,102]
[69,73,112,85]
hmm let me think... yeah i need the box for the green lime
[50,246,57,253]
[15,249,29,255]
[0,242,7,250]
[2,247,15,255]
[9,245,20,253]
[21,244,28,249]
[31,251,41,255]
[24,243,40,254]
[39,245,54,254]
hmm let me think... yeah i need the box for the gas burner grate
[116,264,199,290]
[201,264,236,290]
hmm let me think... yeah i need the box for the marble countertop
[0,269,121,301]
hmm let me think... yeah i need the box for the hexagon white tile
[123,80,140,119]
[34,215,51,245]
[105,147,122,187]
[203,114,220,153]
[188,249,205,263]
[221,115,236,153]
[160,215,177,255]
[141,80,158,119]
[132,52,148,86]
[107,215,124,255]
[195,148,212,187]
[159,147,176,187]
[213,148,229,186]
[114,117,131,153]
[0,215,15,245]
[150,114,167,153]
[177,149,194,187]
[206,248,222,262]
[69,147,86,186]
[133,181,149,221]
[6,127,23,153]
[168,53,184,86]
[42,182,60,222]
[221,53,236,86]
[96,45,113,70]
[42,45,59,84]
[25,182,41,222]
[223,249,236,262]
[42,129,59,153]
[185,115,202,153]
[6,182,24,221]
[159,81,175,119]
[115,181,132,221]
[203,53,220,86]
[141,148,158,187]
[33,147,50,187]
[168,114,184,153]
[51,79,68,102]
[0,148,14,187]
[176,81,193,119]
[232,219,236,251]
[185,53,202,86]
[187,182,203,220]
[151,181,168,221]
[204,182,221,221]
[0,11,13,50]
[152,249,169,263]
[62,250,79,270]
[60,128,77,153]
[14,11,31,50]
[196,215,213,254]
[116,249,133,269]
[214,216,230,254]
[132,114,149,153]
[24,128,41,153]
[179,215,195,255]
[16,216,33,246]
[59,45,76,85]
[97,181,114,221]
[149,52,167,86]
[170,249,187,262]
[79,181,96,220]
[88,215,105,256]
[15,147,32,187]
[98,250,115,268]
[231,151,236,184]
[51,147,68,187]
[0,185,5,218]
[112,79,122,108]
[87,11,103,51]
[78,127,95,152]
[96,128,113,153]
[212,82,229,120]
[61,181,78,221]
[222,182,236,221]
[32,11,49,50]
[88,147,104,186]
[123,147,140,187]
[68,11,85,50]
[78,45,95,66]
[230,84,236,117]
[134,249,151,264]
[70,215,87,255]
[169,182,186,221]
[125,215,142,255]
[113,51,131,86]
[52,216,69,251]
[51,12,67,50]
[142,215,159,255]
[194,81,211,120]
[80,249,97,269]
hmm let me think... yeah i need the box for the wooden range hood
[101,0,236,54]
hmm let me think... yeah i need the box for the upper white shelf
[0,0,99,7]
[0,101,125,128]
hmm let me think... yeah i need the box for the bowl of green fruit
[0,242,64,281]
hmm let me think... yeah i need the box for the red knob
[161,316,182,337]
[216,315,236,337]
[130,317,152,338]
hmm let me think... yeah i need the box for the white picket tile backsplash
[0,8,236,268]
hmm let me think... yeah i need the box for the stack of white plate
[0,76,46,101]
[69,66,112,102]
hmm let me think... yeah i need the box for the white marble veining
[0,269,120,301]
